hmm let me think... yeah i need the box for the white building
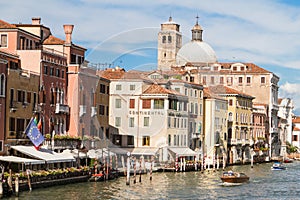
[100,68,197,162]
[277,98,294,157]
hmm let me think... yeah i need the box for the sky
[1,0,300,114]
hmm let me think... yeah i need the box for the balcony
[242,139,250,146]
[270,127,278,133]
[44,138,81,150]
[79,105,87,117]
[228,138,237,145]
[91,106,97,117]
[55,103,70,114]
[9,101,18,112]
[192,133,201,139]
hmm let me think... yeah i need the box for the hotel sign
[129,110,165,115]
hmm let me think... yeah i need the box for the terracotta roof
[43,35,65,45]
[278,98,283,104]
[293,126,300,131]
[0,19,16,29]
[292,117,300,123]
[143,84,181,95]
[203,87,224,100]
[208,85,254,99]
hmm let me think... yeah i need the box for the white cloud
[279,82,300,115]
[1,0,300,110]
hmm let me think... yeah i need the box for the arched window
[168,36,172,43]
[162,36,166,43]
[0,74,5,96]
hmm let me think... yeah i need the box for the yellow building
[209,85,254,164]
[6,58,40,147]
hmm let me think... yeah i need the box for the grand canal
[7,161,300,200]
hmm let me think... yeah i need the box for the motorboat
[271,162,286,170]
[220,171,249,184]
[88,173,105,182]
[283,158,293,163]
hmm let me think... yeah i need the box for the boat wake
[221,182,245,187]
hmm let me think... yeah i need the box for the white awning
[0,156,45,165]
[168,147,198,157]
[87,148,116,159]
[11,146,75,163]
[131,147,158,156]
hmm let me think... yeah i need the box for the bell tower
[157,17,182,71]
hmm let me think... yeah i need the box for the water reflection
[8,161,300,200]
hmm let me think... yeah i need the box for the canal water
[7,161,300,200]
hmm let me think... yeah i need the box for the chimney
[63,24,74,44]
[32,17,41,25]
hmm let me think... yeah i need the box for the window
[144,117,149,127]
[50,67,54,76]
[261,77,266,84]
[100,84,106,94]
[168,36,172,43]
[202,76,206,84]
[175,88,180,93]
[129,99,135,109]
[0,34,7,47]
[142,136,150,146]
[61,70,65,78]
[115,117,121,127]
[174,135,176,146]
[130,84,135,91]
[55,69,60,77]
[129,117,134,127]
[142,99,151,109]
[99,105,105,115]
[227,77,233,85]
[190,76,194,82]
[293,135,298,141]
[220,77,224,84]
[162,36,166,43]
[26,92,31,103]
[238,77,243,84]
[17,90,25,102]
[116,84,122,90]
[211,76,215,84]
[168,134,171,146]
[0,74,5,96]
[115,99,121,108]
[247,77,251,84]
[9,117,15,132]
[154,99,164,109]
[43,66,48,74]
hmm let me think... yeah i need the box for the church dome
[176,40,217,66]
[175,17,217,66]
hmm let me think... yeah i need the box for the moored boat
[88,173,105,182]
[283,158,293,163]
[271,162,286,170]
[220,171,249,184]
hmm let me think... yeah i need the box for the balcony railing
[192,133,201,139]
[44,139,80,150]
[55,103,70,114]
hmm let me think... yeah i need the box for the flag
[25,118,45,148]
[37,118,42,131]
